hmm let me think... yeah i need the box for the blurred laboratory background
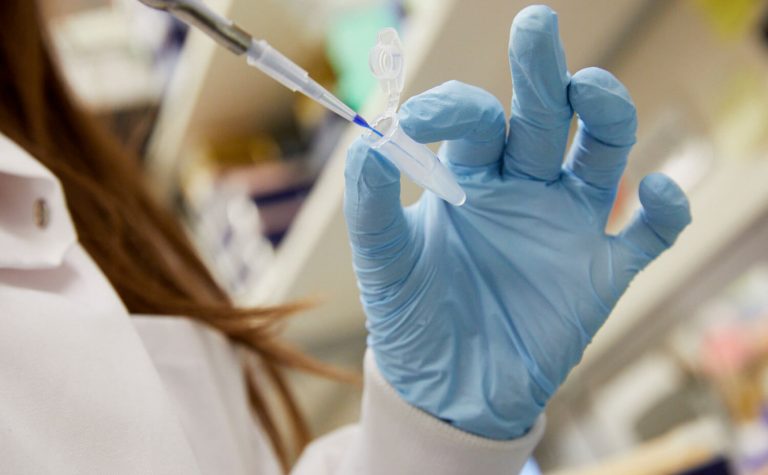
[41,0,768,473]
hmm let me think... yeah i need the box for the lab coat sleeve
[292,350,545,475]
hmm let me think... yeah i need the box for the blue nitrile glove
[343,5,691,439]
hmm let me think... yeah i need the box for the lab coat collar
[0,133,77,269]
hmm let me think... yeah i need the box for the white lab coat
[0,133,543,474]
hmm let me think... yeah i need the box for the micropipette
[135,0,380,134]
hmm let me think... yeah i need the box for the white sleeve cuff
[356,349,545,475]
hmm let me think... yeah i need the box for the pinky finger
[618,173,691,264]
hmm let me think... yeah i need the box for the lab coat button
[34,198,50,229]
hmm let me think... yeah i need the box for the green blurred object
[326,5,400,111]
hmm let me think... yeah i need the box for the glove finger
[344,139,413,289]
[504,5,572,181]
[399,80,507,170]
[564,67,637,191]
[615,173,691,278]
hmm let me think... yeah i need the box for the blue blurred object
[678,457,732,475]
[343,6,691,439]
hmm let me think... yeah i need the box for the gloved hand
[344,5,691,439]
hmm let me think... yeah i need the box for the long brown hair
[0,1,348,470]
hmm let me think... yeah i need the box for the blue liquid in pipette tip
[353,114,383,137]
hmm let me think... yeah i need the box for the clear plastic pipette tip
[353,115,383,137]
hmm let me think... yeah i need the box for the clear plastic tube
[367,115,466,206]
[367,28,466,206]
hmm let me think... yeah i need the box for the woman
[0,1,691,474]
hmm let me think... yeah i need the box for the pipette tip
[353,114,384,137]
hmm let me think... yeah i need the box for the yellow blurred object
[207,134,282,167]
[547,420,721,475]
[692,0,763,39]
[711,355,768,423]
[713,70,768,162]
[293,54,339,131]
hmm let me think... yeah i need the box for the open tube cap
[369,28,405,116]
